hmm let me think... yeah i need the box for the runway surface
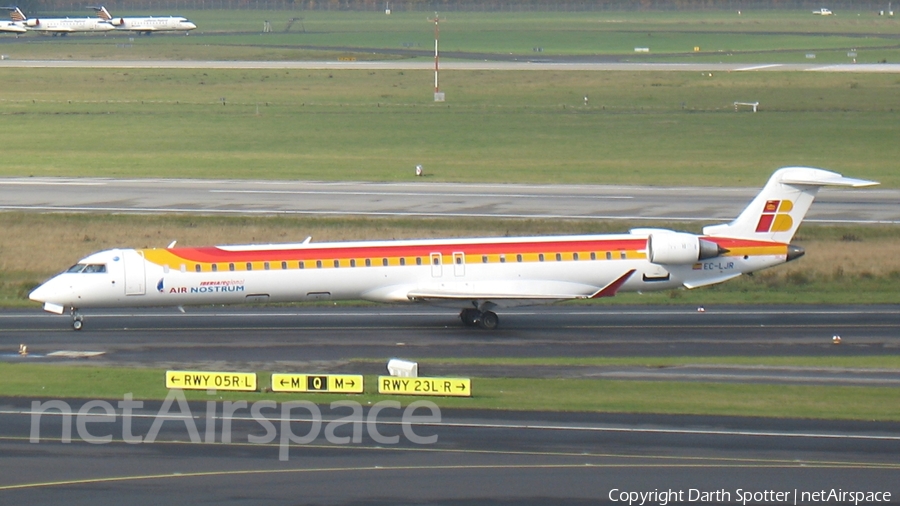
[2,177,897,224]
[2,59,900,73]
[2,305,898,504]
[2,305,899,385]
[1,397,898,506]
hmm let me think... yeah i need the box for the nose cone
[29,282,51,303]
[183,21,196,30]
[29,277,71,311]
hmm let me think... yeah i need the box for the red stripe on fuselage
[163,238,648,263]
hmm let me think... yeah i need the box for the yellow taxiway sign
[165,371,257,391]
[377,376,471,397]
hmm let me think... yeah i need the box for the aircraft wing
[407,270,636,302]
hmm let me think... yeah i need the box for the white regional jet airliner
[91,6,196,34]
[3,6,113,34]
[29,167,877,331]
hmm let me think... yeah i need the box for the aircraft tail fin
[702,167,878,243]
[4,6,26,22]
[88,5,111,20]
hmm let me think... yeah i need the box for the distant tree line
[16,0,893,14]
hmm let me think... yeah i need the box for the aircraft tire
[478,311,499,330]
[72,319,83,331]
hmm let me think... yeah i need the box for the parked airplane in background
[90,6,196,34]
[0,17,25,33]
[2,6,114,34]
[29,167,877,330]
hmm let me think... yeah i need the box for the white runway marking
[735,64,783,71]
[3,408,899,443]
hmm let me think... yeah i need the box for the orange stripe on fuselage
[142,238,647,265]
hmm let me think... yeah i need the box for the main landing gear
[70,308,84,331]
[459,308,499,330]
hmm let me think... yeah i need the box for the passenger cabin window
[195,264,201,273]
[539,254,544,262]
[590,252,596,260]
[382,258,388,266]
[229,263,235,272]
[416,257,422,266]
[555,253,562,261]
[606,252,612,260]
[246,263,253,271]
[516,254,523,262]
[573,253,579,261]
[334,260,340,268]
[300,261,306,269]
[366,259,372,267]
[482,255,488,264]
[620,251,627,259]
[316,260,322,269]
[163,265,171,274]
[499,255,506,263]
[350,259,356,267]
[400,258,406,266]
[281,261,287,270]
[264,262,270,270]
[212,264,218,272]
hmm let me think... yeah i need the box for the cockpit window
[66,263,107,274]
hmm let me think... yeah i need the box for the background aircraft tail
[702,167,877,243]
[89,5,112,20]
[4,6,26,22]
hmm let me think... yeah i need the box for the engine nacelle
[26,19,39,27]
[647,232,723,265]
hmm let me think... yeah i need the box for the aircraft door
[430,253,442,277]
[123,249,146,295]
[453,252,465,277]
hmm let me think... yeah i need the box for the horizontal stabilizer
[702,167,879,243]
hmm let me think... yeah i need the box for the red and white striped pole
[431,14,444,101]
[434,14,439,92]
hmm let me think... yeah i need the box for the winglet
[588,269,636,299]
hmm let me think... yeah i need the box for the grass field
[1,69,898,186]
[3,363,898,420]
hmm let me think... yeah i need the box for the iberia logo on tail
[755,199,794,233]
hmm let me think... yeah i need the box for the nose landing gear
[70,309,84,331]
